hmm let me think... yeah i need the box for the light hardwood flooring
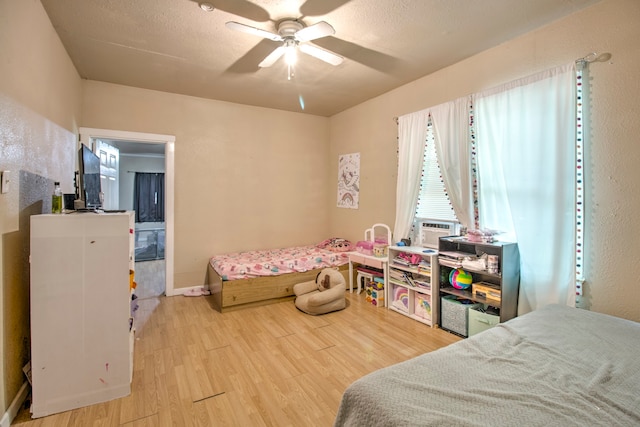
[13,291,460,426]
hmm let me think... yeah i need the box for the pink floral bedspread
[210,245,349,281]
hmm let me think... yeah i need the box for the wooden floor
[13,291,460,426]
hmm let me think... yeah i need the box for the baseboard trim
[170,285,208,297]
[1,381,29,427]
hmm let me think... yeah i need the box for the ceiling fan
[225,19,344,78]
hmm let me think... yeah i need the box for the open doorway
[79,127,175,297]
[113,141,165,299]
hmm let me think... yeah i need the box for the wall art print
[337,152,360,209]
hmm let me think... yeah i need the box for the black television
[77,144,102,210]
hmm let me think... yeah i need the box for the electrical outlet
[1,170,9,194]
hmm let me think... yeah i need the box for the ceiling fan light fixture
[225,18,342,81]
[284,40,298,66]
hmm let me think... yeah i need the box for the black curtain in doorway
[134,173,165,223]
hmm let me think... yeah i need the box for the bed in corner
[334,304,640,426]
[207,239,351,312]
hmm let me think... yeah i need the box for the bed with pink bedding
[207,239,352,312]
[210,245,349,281]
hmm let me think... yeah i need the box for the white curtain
[474,64,577,314]
[393,110,429,242]
[430,97,474,229]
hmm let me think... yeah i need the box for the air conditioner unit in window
[418,220,460,248]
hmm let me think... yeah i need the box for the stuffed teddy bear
[293,268,346,315]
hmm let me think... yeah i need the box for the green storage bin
[468,307,500,336]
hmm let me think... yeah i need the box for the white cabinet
[30,212,135,418]
[387,246,439,326]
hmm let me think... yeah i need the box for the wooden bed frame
[206,262,350,312]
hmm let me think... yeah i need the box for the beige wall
[0,0,82,415]
[329,0,640,322]
[81,81,331,287]
[1,0,639,419]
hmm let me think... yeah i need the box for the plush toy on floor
[293,267,346,315]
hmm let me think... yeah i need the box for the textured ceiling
[41,0,600,117]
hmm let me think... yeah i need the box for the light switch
[1,171,10,194]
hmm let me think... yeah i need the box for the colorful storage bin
[440,295,480,337]
[414,293,432,321]
[391,284,409,313]
[365,277,385,307]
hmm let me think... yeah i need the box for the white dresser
[29,212,135,418]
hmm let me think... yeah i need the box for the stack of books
[389,269,415,287]
[391,255,413,267]
[413,277,431,291]
[439,250,475,268]
[417,259,431,275]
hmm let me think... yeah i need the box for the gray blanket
[334,305,640,426]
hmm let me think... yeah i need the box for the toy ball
[449,268,472,289]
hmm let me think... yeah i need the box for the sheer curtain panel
[393,111,429,242]
[430,97,474,229]
[474,64,577,314]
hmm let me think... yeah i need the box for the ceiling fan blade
[226,39,278,74]
[312,37,401,73]
[204,0,270,22]
[299,43,343,66]
[295,21,335,42]
[225,21,282,42]
[259,46,286,67]
[300,0,352,17]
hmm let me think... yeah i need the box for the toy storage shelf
[437,236,520,337]
[387,245,439,327]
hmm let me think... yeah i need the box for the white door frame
[79,127,176,296]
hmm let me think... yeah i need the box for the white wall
[328,0,640,322]
[0,0,82,416]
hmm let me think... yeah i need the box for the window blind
[415,122,458,222]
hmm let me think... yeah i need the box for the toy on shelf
[449,268,472,290]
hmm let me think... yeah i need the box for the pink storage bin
[356,240,374,255]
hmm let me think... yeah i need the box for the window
[414,120,458,222]
[398,64,579,313]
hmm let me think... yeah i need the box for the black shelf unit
[438,237,520,327]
